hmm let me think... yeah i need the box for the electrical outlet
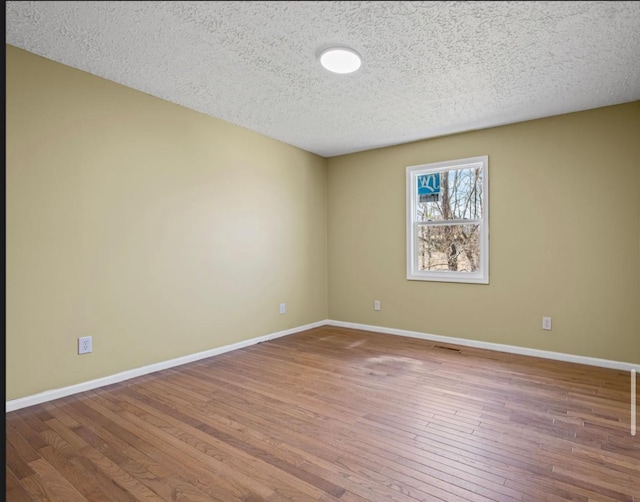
[374,300,381,311]
[78,336,92,354]
[279,303,286,314]
[542,317,552,331]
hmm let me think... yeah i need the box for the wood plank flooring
[6,326,640,501]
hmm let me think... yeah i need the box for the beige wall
[6,45,328,401]
[7,43,639,404]
[328,102,640,364]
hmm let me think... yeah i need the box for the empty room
[6,1,640,501]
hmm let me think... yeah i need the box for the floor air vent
[433,345,461,352]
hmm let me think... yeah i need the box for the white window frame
[406,155,489,284]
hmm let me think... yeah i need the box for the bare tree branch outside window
[416,167,483,272]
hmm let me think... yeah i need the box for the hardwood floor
[6,326,640,501]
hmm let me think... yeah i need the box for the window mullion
[415,218,482,227]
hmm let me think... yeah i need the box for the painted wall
[328,102,640,364]
[6,43,639,404]
[6,45,328,401]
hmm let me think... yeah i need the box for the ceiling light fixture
[319,47,362,74]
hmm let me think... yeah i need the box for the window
[406,155,489,284]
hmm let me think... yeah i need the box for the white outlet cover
[78,336,92,354]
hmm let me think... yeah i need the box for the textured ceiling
[6,1,640,157]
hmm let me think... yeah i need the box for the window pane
[416,167,483,221]
[417,224,480,272]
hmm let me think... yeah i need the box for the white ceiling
[6,1,640,157]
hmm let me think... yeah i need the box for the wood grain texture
[6,326,640,501]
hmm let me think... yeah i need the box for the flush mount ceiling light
[319,47,362,74]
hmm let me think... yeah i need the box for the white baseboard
[7,318,638,412]
[5,320,329,413]
[326,320,640,372]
